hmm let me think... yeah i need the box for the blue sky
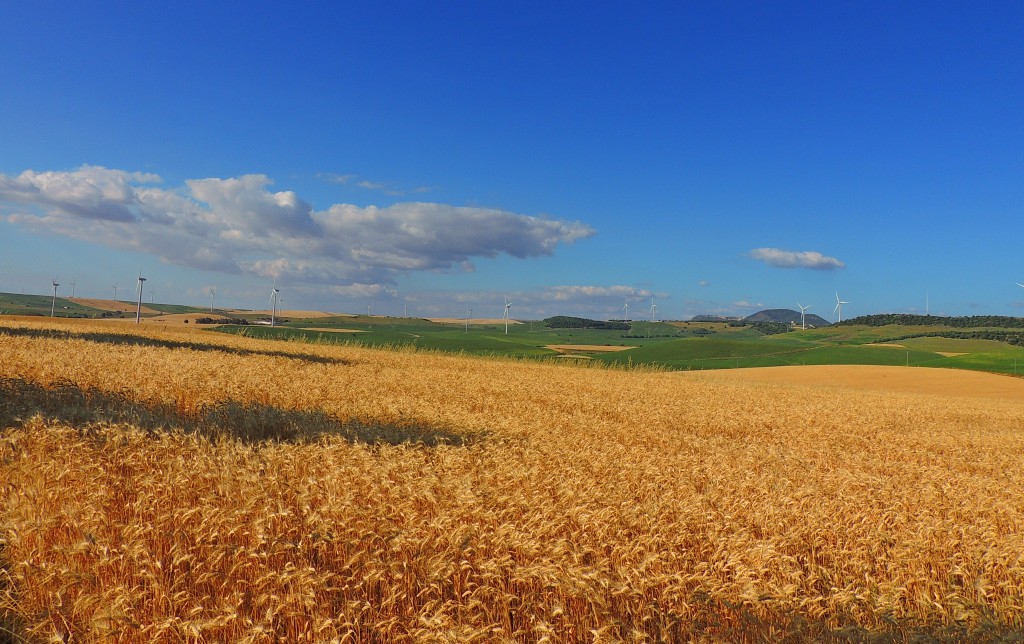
[1,2,1022,320]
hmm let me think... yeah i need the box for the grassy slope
[0,294,102,317]
[191,310,1024,376]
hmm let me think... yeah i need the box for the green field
[0,293,101,317]
[4,292,1023,376]
[0,293,210,318]
[210,315,1024,377]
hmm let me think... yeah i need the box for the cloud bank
[749,247,845,270]
[0,165,594,286]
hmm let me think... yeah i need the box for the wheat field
[2,317,1023,642]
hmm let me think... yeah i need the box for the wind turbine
[649,297,657,322]
[112,283,119,301]
[503,297,512,334]
[135,272,147,323]
[833,292,849,323]
[797,303,812,330]
[269,281,280,327]
[209,288,216,313]
[69,280,76,298]
[623,299,629,321]
[465,307,472,333]
[50,278,59,317]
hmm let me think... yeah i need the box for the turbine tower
[112,283,119,301]
[649,297,657,322]
[50,278,59,317]
[135,272,147,324]
[465,307,472,333]
[797,303,812,330]
[209,287,216,313]
[269,281,280,327]
[503,297,512,335]
[623,299,629,321]
[833,292,849,323]
[70,280,76,297]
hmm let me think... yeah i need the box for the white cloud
[0,165,595,287]
[749,247,845,270]
[386,286,670,320]
[318,172,429,196]
[317,173,356,185]
[542,285,659,301]
[732,300,764,309]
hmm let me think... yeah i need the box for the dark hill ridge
[743,308,832,327]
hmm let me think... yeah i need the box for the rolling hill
[743,308,831,327]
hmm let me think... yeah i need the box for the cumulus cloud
[749,247,845,270]
[0,165,595,286]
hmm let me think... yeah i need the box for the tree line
[837,314,1024,329]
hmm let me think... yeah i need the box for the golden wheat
[1,317,1023,641]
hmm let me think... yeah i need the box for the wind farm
[5,286,1023,376]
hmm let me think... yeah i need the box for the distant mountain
[743,308,831,327]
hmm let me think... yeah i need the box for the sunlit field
[2,317,1024,642]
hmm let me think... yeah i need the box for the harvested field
[2,318,1024,641]
[298,327,364,333]
[693,364,1024,400]
[427,317,520,325]
[241,309,342,319]
[68,297,161,314]
[866,342,906,348]
[96,312,231,327]
[545,344,635,353]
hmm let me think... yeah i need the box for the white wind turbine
[69,280,76,298]
[209,287,216,313]
[649,297,657,322]
[50,278,59,317]
[269,280,280,327]
[112,283,119,301]
[623,298,630,321]
[833,292,849,323]
[135,271,147,323]
[797,303,812,330]
[503,297,512,334]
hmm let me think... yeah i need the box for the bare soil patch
[936,352,969,357]
[692,365,1024,401]
[866,342,906,348]
[546,344,635,353]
